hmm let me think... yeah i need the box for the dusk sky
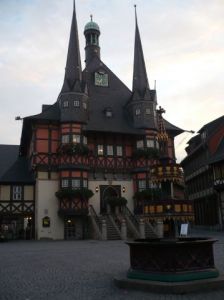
[0,0,224,162]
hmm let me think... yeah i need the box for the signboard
[180,223,188,236]
[42,216,50,228]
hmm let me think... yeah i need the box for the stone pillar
[121,219,127,240]
[102,219,107,241]
[156,220,164,238]
[139,219,145,239]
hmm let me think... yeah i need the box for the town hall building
[0,2,193,240]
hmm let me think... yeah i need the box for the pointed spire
[61,0,82,92]
[132,5,150,96]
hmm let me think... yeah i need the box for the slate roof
[0,145,19,179]
[209,137,224,164]
[0,156,35,184]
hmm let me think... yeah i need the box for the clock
[94,71,108,87]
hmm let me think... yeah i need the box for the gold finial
[90,14,93,22]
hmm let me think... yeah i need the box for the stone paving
[0,229,224,300]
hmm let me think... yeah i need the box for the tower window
[135,108,141,115]
[63,100,69,108]
[146,139,154,148]
[74,100,80,107]
[83,136,87,145]
[61,179,69,188]
[12,186,22,200]
[62,135,69,144]
[72,179,80,189]
[83,179,88,188]
[72,135,80,144]
[138,180,146,191]
[116,146,123,156]
[137,140,144,149]
[97,145,104,156]
[146,108,151,115]
[107,145,113,156]
[83,102,87,110]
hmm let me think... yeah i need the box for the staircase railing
[122,206,140,239]
[89,205,103,240]
[144,219,158,237]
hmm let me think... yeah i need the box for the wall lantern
[122,187,126,193]
[95,186,99,193]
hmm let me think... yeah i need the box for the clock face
[95,72,108,87]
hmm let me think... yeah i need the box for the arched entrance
[100,185,121,214]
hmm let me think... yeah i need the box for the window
[146,108,151,115]
[62,135,69,144]
[63,100,69,108]
[83,102,87,110]
[138,180,146,191]
[61,179,69,188]
[137,140,144,149]
[72,179,80,189]
[146,139,154,148]
[12,186,22,200]
[135,108,141,115]
[97,145,104,155]
[107,145,113,156]
[156,140,159,149]
[83,136,87,145]
[72,134,80,144]
[116,146,123,156]
[74,100,80,107]
[83,179,88,188]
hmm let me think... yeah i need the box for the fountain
[114,237,224,294]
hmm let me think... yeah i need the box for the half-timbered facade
[0,2,193,240]
[181,116,224,230]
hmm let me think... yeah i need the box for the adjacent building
[0,2,193,240]
[181,116,224,230]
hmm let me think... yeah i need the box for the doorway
[64,218,76,240]
[100,185,121,214]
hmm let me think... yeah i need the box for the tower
[84,15,101,65]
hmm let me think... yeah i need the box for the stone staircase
[100,215,121,240]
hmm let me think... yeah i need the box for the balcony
[151,163,184,183]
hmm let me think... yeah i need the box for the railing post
[139,219,145,239]
[121,219,127,240]
[102,219,107,240]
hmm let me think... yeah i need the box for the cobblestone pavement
[0,229,224,300]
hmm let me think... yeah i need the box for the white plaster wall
[88,180,134,214]
[35,179,64,240]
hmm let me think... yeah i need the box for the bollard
[121,219,127,240]
[139,219,145,239]
[102,219,107,240]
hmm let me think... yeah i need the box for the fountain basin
[126,237,219,282]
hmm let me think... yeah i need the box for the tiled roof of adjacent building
[0,145,19,179]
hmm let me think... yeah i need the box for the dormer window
[104,108,113,118]
[63,100,69,108]
[74,100,80,107]
[135,108,141,116]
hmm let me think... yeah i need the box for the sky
[0,0,224,162]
